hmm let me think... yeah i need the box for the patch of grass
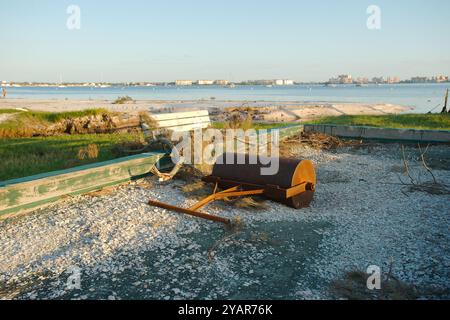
[0,132,144,181]
[308,114,450,131]
[0,109,21,114]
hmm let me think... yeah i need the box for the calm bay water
[4,83,449,113]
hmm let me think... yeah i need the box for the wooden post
[442,89,448,113]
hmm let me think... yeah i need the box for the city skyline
[1,0,450,82]
[2,74,448,86]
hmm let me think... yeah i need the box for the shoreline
[0,98,411,123]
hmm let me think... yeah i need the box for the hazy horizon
[1,0,449,83]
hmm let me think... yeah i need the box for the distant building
[214,80,229,85]
[196,80,215,85]
[329,75,353,84]
[338,75,353,84]
[283,79,295,85]
[371,77,385,84]
[355,77,369,84]
[253,80,274,86]
[410,76,428,83]
[432,75,449,83]
[175,80,193,86]
[274,79,294,86]
[387,76,400,84]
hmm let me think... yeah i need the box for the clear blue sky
[1,0,449,82]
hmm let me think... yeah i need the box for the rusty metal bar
[148,199,231,225]
[189,186,240,211]
[189,187,264,211]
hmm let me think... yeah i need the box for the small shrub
[225,113,253,130]
[112,96,134,104]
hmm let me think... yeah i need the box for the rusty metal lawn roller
[148,153,316,225]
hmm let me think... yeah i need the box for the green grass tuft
[308,114,450,131]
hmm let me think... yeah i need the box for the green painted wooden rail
[0,152,165,218]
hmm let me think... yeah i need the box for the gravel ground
[1,144,449,300]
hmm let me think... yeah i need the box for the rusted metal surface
[148,185,266,225]
[148,199,231,225]
[188,186,263,211]
[205,153,316,209]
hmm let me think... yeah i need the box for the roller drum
[212,153,316,209]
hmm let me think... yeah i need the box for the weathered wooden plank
[0,152,164,218]
[166,122,211,132]
[151,110,209,121]
[157,116,211,128]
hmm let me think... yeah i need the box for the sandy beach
[0,99,410,123]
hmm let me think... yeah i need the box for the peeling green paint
[0,189,23,206]
[0,152,164,218]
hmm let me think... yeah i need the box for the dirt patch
[330,269,419,300]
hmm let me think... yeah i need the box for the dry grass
[224,196,268,210]
[280,131,362,157]
[139,111,159,130]
[135,177,155,189]
[176,164,211,183]
[181,181,211,199]
[87,186,116,197]
[77,144,99,160]
[298,132,360,149]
